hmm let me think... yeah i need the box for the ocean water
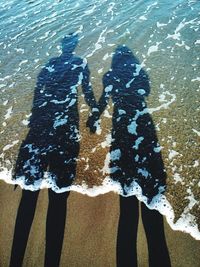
[0,0,200,240]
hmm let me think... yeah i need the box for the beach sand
[0,180,200,267]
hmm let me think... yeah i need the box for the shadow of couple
[10,33,171,267]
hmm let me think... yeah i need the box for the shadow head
[61,33,79,55]
[111,45,139,69]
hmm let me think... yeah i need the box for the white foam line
[4,106,13,120]
[148,91,176,113]
[3,100,9,106]
[87,27,108,58]
[127,91,176,135]
[191,77,200,82]
[0,75,12,81]
[157,22,168,28]
[168,149,180,160]
[2,140,19,151]
[84,4,96,15]
[19,60,28,66]
[0,168,199,240]
[107,2,115,20]
[166,18,198,41]
[139,1,158,21]
[192,128,200,137]
[147,42,162,56]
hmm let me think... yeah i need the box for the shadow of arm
[82,64,97,110]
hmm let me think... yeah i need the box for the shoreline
[0,180,200,267]
[0,171,200,242]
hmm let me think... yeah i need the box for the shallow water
[0,0,200,239]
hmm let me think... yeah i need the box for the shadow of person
[117,196,171,267]
[9,33,97,267]
[87,45,171,267]
[9,189,69,267]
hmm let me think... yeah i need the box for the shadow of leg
[9,190,39,267]
[141,202,171,267]
[117,195,139,267]
[44,190,70,267]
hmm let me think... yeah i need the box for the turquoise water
[0,0,200,239]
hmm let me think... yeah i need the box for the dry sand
[0,180,200,267]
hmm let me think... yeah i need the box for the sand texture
[0,181,200,267]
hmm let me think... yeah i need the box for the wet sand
[0,180,199,267]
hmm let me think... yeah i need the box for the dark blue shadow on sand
[9,33,96,267]
[88,45,171,267]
